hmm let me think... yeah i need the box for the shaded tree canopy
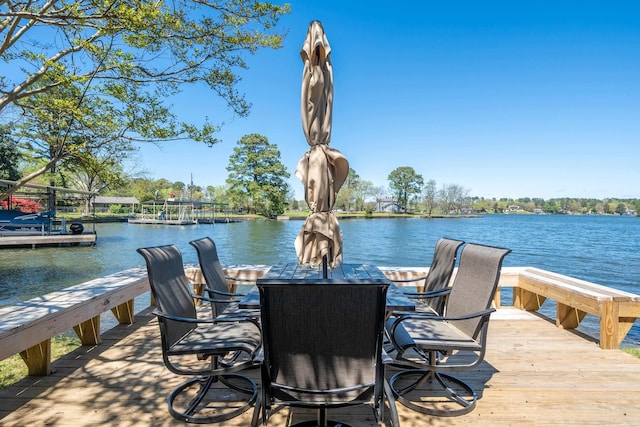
[0,0,290,193]
[0,124,22,180]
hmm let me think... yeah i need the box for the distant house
[375,197,402,213]
[92,196,139,213]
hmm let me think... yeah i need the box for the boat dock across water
[0,232,97,249]
[1,179,97,249]
[128,199,229,226]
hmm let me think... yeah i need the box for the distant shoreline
[55,211,638,225]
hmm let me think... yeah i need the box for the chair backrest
[189,237,231,316]
[444,243,511,338]
[423,238,465,312]
[258,279,389,405]
[137,245,196,347]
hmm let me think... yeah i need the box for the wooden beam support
[111,299,134,324]
[19,340,51,376]
[515,288,546,311]
[556,302,586,329]
[73,316,101,345]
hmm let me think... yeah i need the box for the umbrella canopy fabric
[295,21,349,269]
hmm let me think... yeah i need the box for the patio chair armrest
[404,287,451,299]
[193,294,238,304]
[203,287,247,297]
[152,309,260,330]
[396,307,495,323]
[152,309,212,324]
[437,308,496,322]
[387,308,496,340]
[253,347,264,364]
[391,275,428,284]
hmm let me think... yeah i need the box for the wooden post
[111,299,135,324]
[73,316,101,345]
[20,340,52,376]
[599,301,619,350]
[514,288,546,311]
[556,303,586,329]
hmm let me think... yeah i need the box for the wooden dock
[0,233,97,249]
[1,308,639,426]
[127,218,197,225]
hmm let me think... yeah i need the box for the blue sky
[134,1,640,200]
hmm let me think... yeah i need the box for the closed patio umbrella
[294,21,349,274]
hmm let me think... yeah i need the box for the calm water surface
[1,214,639,344]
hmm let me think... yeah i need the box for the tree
[0,1,290,193]
[336,168,360,212]
[423,179,438,217]
[358,179,375,212]
[0,124,22,180]
[61,151,130,214]
[388,166,423,212]
[439,183,470,214]
[369,186,388,212]
[615,203,627,215]
[226,134,289,217]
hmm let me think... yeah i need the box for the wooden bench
[382,266,640,349]
[0,264,267,377]
[0,267,150,376]
[496,267,640,349]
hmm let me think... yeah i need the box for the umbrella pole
[322,254,328,278]
[322,246,333,278]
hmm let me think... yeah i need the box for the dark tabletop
[238,263,415,312]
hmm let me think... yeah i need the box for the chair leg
[384,379,401,427]
[168,373,257,423]
[250,393,262,427]
[389,369,477,417]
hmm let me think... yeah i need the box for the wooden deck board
[1,308,640,426]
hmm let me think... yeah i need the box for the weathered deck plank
[1,308,640,426]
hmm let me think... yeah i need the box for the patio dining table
[238,263,415,312]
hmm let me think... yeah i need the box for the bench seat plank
[505,267,640,349]
[0,267,149,363]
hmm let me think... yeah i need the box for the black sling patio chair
[252,279,399,427]
[392,237,464,316]
[137,244,261,424]
[189,236,260,319]
[386,243,511,416]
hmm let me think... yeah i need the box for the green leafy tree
[336,168,360,212]
[61,151,130,214]
[226,134,289,217]
[615,203,627,215]
[357,179,374,212]
[0,124,22,180]
[388,166,423,212]
[1,0,290,195]
[127,177,173,204]
[423,179,438,217]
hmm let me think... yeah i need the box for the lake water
[1,214,639,345]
